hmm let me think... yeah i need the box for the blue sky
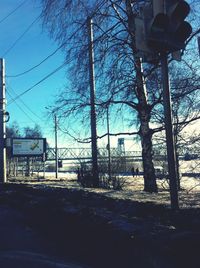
[0,0,67,146]
[0,0,141,151]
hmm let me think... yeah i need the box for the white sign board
[12,138,46,157]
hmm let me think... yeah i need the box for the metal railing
[46,147,142,161]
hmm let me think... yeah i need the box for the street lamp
[54,114,58,179]
[106,104,111,182]
[45,107,58,179]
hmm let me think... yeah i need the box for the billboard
[12,138,46,157]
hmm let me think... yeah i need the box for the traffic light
[145,0,168,50]
[165,0,192,50]
[144,0,192,52]
[134,1,163,61]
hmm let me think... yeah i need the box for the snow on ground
[8,171,200,208]
[179,159,200,173]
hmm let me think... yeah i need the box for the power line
[6,0,107,78]
[6,0,108,104]
[7,59,70,106]
[0,0,28,25]
[5,25,83,78]
[6,83,43,121]
[2,15,40,57]
[6,43,64,78]
[6,88,39,125]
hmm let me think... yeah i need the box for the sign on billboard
[12,138,46,157]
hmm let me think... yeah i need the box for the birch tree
[40,0,199,193]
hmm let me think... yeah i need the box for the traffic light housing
[166,0,192,48]
[145,0,192,53]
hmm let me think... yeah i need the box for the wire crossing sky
[0,0,110,148]
[0,0,28,25]
[0,0,141,150]
[3,15,40,57]
[0,0,68,146]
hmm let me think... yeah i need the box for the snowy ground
[8,171,200,208]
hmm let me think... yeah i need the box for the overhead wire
[7,60,70,106]
[7,86,56,135]
[6,42,84,78]
[6,43,65,78]
[7,0,108,105]
[2,15,40,57]
[0,0,28,25]
[6,83,43,121]
[6,0,108,78]
[5,23,83,78]
[6,88,40,125]
[4,0,108,141]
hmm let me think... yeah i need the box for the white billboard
[12,138,46,157]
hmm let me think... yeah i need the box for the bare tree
[23,124,43,138]
[6,121,21,138]
[40,0,199,193]
[151,56,200,189]
[40,0,159,192]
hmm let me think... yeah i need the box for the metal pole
[26,157,30,177]
[55,114,58,179]
[106,105,111,181]
[0,59,6,183]
[161,52,179,209]
[88,17,99,187]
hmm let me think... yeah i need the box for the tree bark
[139,120,157,192]
[125,1,157,192]
[136,59,157,193]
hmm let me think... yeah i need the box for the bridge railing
[46,147,142,161]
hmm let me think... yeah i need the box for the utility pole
[161,52,179,209]
[134,0,192,209]
[106,105,111,182]
[87,17,99,187]
[0,58,7,183]
[54,114,58,179]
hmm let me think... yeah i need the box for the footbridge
[46,147,142,161]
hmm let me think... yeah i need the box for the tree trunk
[136,60,158,193]
[175,150,181,190]
[139,116,158,192]
[125,0,157,192]
[174,128,181,191]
